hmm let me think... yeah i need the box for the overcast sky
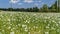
[0,0,56,8]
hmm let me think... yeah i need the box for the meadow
[0,12,60,34]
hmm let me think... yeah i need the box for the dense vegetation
[0,12,60,34]
[0,1,60,34]
[0,1,59,12]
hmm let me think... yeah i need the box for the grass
[0,11,60,34]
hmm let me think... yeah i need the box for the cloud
[10,0,20,4]
[24,0,33,3]
[18,3,22,5]
[39,1,41,2]
[24,0,42,3]
[34,3,39,6]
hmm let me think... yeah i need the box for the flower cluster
[0,12,60,34]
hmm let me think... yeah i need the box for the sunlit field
[0,11,60,34]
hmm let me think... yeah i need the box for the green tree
[58,0,60,12]
[42,4,49,12]
[50,1,58,12]
[33,7,39,12]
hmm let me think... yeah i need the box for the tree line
[0,1,59,12]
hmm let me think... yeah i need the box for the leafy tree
[8,8,13,11]
[50,1,58,12]
[33,7,39,12]
[42,4,49,12]
[26,8,30,12]
[58,0,60,12]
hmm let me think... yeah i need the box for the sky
[0,0,56,8]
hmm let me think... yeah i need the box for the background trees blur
[0,0,59,12]
[58,0,60,12]
[41,4,48,12]
[49,1,58,12]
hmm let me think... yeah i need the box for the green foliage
[33,7,39,12]
[41,4,49,12]
[58,0,60,12]
[0,0,59,12]
[0,12,60,34]
[50,0,59,12]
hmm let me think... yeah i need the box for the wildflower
[8,26,11,29]
[46,26,49,29]
[56,24,58,26]
[51,27,55,30]
[58,21,60,24]
[8,19,10,21]
[2,30,4,32]
[10,32,14,34]
[22,24,27,27]
[28,32,30,34]
[34,14,36,16]
[57,29,60,32]
[18,24,21,26]
[45,32,49,34]
[24,29,28,32]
